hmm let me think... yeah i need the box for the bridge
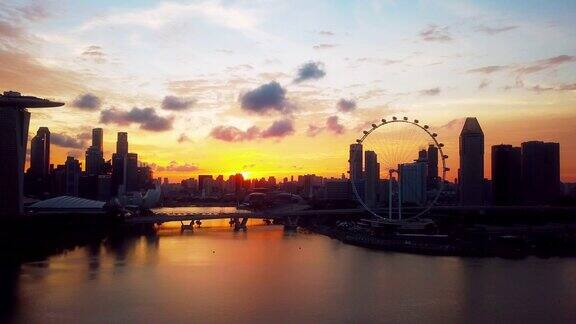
[126,205,576,231]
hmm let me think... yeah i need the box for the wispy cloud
[80,1,260,33]
[313,43,338,50]
[420,87,441,96]
[209,118,295,142]
[475,24,518,35]
[419,24,452,42]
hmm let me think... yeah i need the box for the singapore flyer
[349,116,448,221]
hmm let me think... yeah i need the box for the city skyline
[1,1,575,182]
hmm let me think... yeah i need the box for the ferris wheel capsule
[392,116,397,121]
[381,119,386,123]
[432,133,437,137]
[371,124,377,128]
[363,130,369,135]
[414,119,419,123]
[424,125,429,129]
[403,117,408,121]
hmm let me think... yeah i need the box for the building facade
[459,117,484,205]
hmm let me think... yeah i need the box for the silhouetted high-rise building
[399,161,427,205]
[86,127,105,175]
[427,144,439,189]
[92,128,103,152]
[116,132,128,156]
[125,153,138,192]
[0,91,63,216]
[349,144,363,182]
[199,175,214,197]
[491,144,521,205]
[30,127,50,177]
[365,150,379,207]
[64,156,81,196]
[85,146,104,175]
[27,127,51,196]
[111,153,126,195]
[459,117,484,205]
[521,141,560,205]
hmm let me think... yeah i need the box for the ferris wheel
[349,116,449,220]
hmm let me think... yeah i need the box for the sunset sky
[1,0,575,182]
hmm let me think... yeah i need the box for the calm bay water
[3,208,576,323]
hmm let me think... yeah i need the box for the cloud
[81,45,106,64]
[306,124,324,137]
[467,55,576,77]
[162,95,196,111]
[527,83,576,93]
[313,44,338,50]
[51,133,87,149]
[478,79,491,89]
[516,55,576,76]
[209,125,260,142]
[326,116,345,135]
[319,30,334,36]
[216,49,233,54]
[72,93,102,110]
[337,98,356,113]
[0,2,49,45]
[149,161,200,172]
[439,118,465,130]
[419,24,452,42]
[355,57,402,66]
[240,81,290,115]
[261,119,295,138]
[80,2,259,33]
[210,119,295,142]
[420,87,441,96]
[177,133,191,143]
[475,25,518,35]
[467,65,508,74]
[294,61,326,83]
[307,116,345,136]
[167,79,223,95]
[100,107,174,132]
[0,49,82,95]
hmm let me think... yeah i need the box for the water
[3,208,576,323]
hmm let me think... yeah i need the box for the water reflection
[3,222,576,323]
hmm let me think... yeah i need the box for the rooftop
[460,117,483,136]
[0,91,64,108]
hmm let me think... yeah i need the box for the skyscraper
[427,144,439,189]
[64,156,81,196]
[0,91,63,216]
[521,141,560,205]
[116,132,128,156]
[459,117,484,205]
[85,146,104,175]
[399,161,427,205]
[491,144,521,205]
[92,128,103,152]
[349,143,363,182]
[365,150,379,207]
[30,127,51,177]
[125,153,138,192]
[111,153,126,195]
